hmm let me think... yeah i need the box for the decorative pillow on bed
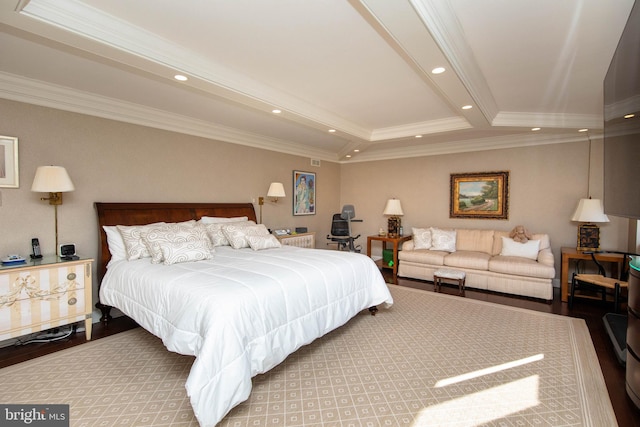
[117,222,167,260]
[203,220,257,246]
[161,240,214,265]
[222,223,270,249]
[141,222,212,264]
[500,236,540,260]
[103,225,127,262]
[429,227,457,252]
[247,234,282,250]
[412,227,432,249]
[199,216,249,224]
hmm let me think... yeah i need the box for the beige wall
[0,99,630,301]
[340,142,629,281]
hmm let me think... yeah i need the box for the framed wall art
[293,170,315,215]
[0,136,19,188]
[450,171,509,219]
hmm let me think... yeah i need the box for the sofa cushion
[489,256,556,279]
[500,237,540,260]
[398,249,447,266]
[444,251,491,270]
[430,228,456,252]
[493,231,550,255]
[412,227,432,249]
[456,229,494,254]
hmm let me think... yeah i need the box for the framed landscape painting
[450,171,509,219]
[0,136,19,188]
[293,170,315,215]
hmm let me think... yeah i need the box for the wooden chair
[569,251,631,313]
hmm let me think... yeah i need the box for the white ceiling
[0,0,634,162]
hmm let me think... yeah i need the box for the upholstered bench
[434,268,466,296]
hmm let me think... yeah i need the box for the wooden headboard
[95,202,257,280]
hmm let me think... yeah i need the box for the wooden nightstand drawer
[0,258,93,341]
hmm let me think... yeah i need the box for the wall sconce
[258,182,286,223]
[383,198,404,238]
[31,166,75,255]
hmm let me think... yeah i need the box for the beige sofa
[398,228,555,301]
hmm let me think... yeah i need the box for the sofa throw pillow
[412,227,432,249]
[500,236,540,260]
[429,227,456,252]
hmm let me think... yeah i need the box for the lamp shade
[267,182,286,198]
[31,166,75,192]
[571,198,609,223]
[383,199,404,216]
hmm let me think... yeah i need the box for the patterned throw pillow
[202,221,257,246]
[429,227,457,252]
[222,224,270,249]
[247,235,282,251]
[412,227,432,249]
[117,222,166,260]
[161,240,214,265]
[141,222,211,264]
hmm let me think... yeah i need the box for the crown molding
[493,111,603,129]
[0,72,339,161]
[370,116,471,141]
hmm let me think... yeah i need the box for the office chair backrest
[330,213,349,237]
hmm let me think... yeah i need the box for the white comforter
[100,245,392,426]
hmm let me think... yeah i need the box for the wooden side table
[560,247,624,302]
[367,235,412,284]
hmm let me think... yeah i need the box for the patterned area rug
[0,286,617,427]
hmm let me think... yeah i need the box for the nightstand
[275,232,316,248]
[0,256,93,341]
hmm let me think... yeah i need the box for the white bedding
[99,245,392,426]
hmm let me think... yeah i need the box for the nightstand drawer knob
[68,297,77,305]
[67,273,77,281]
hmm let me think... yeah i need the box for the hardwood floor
[1,278,638,426]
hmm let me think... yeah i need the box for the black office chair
[326,205,362,252]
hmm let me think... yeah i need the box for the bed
[95,202,393,426]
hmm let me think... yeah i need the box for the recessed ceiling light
[462,105,473,110]
[345,154,352,158]
[625,113,635,119]
[415,135,423,138]
[354,149,360,153]
[531,127,541,131]
[272,109,282,114]
[431,67,446,74]
[328,129,336,133]
[578,128,589,132]
[174,74,188,81]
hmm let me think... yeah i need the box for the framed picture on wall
[293,170,315,216]
[450,171,509,219]
[0,136,19,188]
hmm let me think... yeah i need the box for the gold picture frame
[450,171,509,219]
[0,135,19,188]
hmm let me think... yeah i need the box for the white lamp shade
[383,199,404,216]
[571,198,609,223]
[31,166,75,192]
[267,182,286,198]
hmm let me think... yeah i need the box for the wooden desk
[367,235,412,284]
[560,247,624,302]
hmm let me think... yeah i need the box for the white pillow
[161,240,214,265]
[103,226,127,262]
[500,237,540,260]
[247,235,282,251]
[202,220,257,246]
[223,224,270,249]
[199,216,249,224]
[429,227,457,252]
[117,222,167,260]
[142,223,212,264]
[412,227,432,250]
